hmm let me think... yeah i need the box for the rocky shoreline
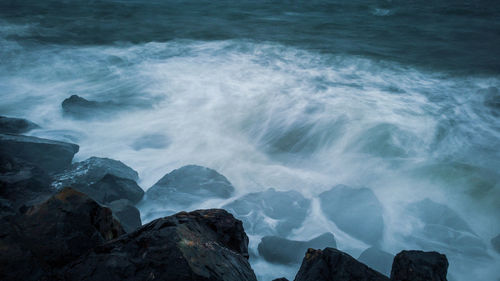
[0,115,493,280]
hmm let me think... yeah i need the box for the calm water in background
[1,1,499,280]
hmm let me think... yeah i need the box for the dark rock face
[52,157,143,204]
[258,233,336,264]
[224,188,310,236]
[146,165,235,207]
[0,116,39,134]
[63,209,257,281]
[107,199,142,233]
[390,250,448,281]
[0,133,79,174]
[0,188,125,281]
[62,95,113,118]
[273,278,289,281]
[294,248,390,281]
[405,199,486,256]
[358,247,394,276]
[319,185,384,245]
[0,155,54,210]
[492,234,500,253]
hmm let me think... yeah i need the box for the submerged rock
[0,133,79,174]
[63,209,257,281]
[131,133,170,150]
[146,165,234,208]
[405,198,486,256]
[223,188,310,236]
[0,116,39,134]
[319,184,384,245]
[491,234,500,253]
[107,199,141,233]
[358,247,394,276]
[294,248,390,281]
[0,188,124,281]
[390,250,448,281]
[62,95,114,118]
[258,233,336,264]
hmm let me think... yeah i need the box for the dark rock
[405,199,486,256]
[319,184,384,245]
[0,155,55,210]
[258,233,336,264]
[52,157,143,204]
[62,95,113,118]
[390,250,448,281]
[0,188,125,281]
[294,248,390,281]
[273,278,289,281]
[131,133,170,150]
[0,116,39,134]
[491,234,500,253]
[0,133,79,174]
[146,165,235,208]
[63,209,257,281]
[107,199,142,233]
[224,188,310,236]
[358,247,394,276]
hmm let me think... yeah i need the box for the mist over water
[1,1,500,280]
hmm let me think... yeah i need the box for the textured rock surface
[390,250,448,281]
[358,247,394,276]
[0,116,39,134]
[294,248,390,281]
[258,233,336,264]
[319,184,384,244]
[107,199,142,233]
[63,209,257,281]
[0,133,79,174]
[224,188,310,236]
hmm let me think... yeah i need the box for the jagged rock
[131,133,170,150]
[319,184,384,245]
[107,199,141,233]
[62,209,257,281]
[146,165,234,208]
[0,116,39,134]
[224,188,310,236]
[0,133,79,174]
[294,248,390,281]
[52,157,143,204]
[0,188,125,281]
[405,199,486,256]
[491,234,500,253]
[358,247,394,276]
[0,155,55,210]
[258,233,336,264]
[390,250,448,281]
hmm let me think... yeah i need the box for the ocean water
[1,0,499,280]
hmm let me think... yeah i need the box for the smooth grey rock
[131,133,169,150]
[107,199,141,233]
[358,247,394,276]
[492,234,500,253]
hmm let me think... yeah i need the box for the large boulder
[405,199,486,256]
[358,247,394,276]
[146,165,235,208]
[0,133,79,174]
[294,248,390,281]
[107,199,142,233]
[62,209,257,281]
[52,157,143,204]
[319,184,384,245]
[0,116,39,134]
[0,188,125,281]
[492,234,500,253]
[390,250,448,281]
[224,188,310,236]
[258,233,336,264]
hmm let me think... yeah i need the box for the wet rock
[481,86,500,109]
[0,116,39,134]
[405,199,486,256]
[273,278,289,281]
[390,250,448,281]
[294,248,390,281]
[146,165,234,208]
[107,199,141,233]
[223,188,310,236]
[358,247,394,276]
[0,155,55,210]
[0,188,125,281]
[63,209,257,281]
[258,232,336,264]
[491,234,500,253]
[131,133,169,150]
[319,184,384,245]
[0,133,79,174]
[62,95,115,119]
[52,157,143,204]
